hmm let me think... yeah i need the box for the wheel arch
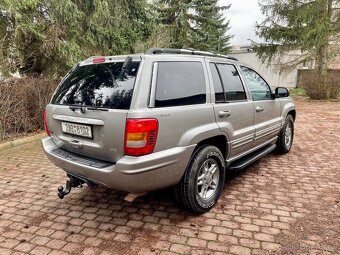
[287,109,296,121]
[194,135,228,160]
[281,102,296,122]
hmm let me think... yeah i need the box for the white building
[229,44,312,88]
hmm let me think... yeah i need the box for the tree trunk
[316,0,332,77]
[316,45,328,76]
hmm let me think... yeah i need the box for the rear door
[239,66,281,146]
[133,58,216,153]
[46,58,141,163]
[208,62,255,157]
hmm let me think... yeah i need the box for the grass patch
[289,87,306,96]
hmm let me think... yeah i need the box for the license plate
[61,122,92,138]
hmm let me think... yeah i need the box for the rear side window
[51,61,140,109]
[155,62,206,107]
[211,63,246,101]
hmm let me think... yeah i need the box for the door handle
[219,110,231,117]
[256,106,264,112]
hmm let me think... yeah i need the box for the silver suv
[42,48,296,213]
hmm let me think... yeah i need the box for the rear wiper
[118,56,132,80]
[86,107,108,111]
[69,105,108,112]
[69,105,86,114]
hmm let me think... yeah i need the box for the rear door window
[51,61,140,109]
[209,63,225,102]
[154,62,206,107]
[215,63,247,101]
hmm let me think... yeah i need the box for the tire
[276,114,294,154]
[174,145,225,213]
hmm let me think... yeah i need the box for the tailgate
[45,59,141,163]
[46,105,127,163]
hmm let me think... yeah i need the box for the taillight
[43,110,51,136]
[124,119,158,156]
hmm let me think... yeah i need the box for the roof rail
[145,48,239,61]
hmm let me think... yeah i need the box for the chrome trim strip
[231,134,254,149]
[227,136,277,164]
[53,115,104,126]
[255,124,281,140]
[255,129,279,140]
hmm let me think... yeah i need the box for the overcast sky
[220,0,264,46]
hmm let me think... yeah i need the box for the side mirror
[275,87,289,98]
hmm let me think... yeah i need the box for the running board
[227,144,276,171]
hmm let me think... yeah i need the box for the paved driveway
[0,99,339,255]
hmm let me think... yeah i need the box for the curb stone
[0,133,45,151]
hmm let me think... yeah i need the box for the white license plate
[61,122,92,138]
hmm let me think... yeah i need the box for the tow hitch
[57,175,91,199]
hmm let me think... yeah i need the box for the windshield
[51,61,140,109]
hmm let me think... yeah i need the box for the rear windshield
[51,61,140,109]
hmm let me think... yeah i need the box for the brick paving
[0,99,339,255]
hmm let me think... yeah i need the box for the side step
[227,144,276,171]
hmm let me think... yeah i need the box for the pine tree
[255,0,340,75]
[0,0,152,77]
[157,0,193,48]
[190,0,231,54]
[157,0,232,53]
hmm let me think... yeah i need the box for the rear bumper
[42,137,195,193]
